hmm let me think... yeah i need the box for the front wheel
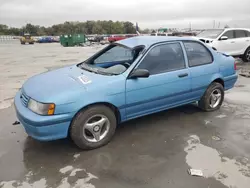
[70,105,117,150]
[198,82,224,112]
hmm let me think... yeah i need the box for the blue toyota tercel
[14,36,238,149]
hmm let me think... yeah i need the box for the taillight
[234,60,237,70]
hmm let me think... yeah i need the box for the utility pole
[213,20,215,29]
[189,22,192,31]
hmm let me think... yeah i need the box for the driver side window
[137,42,185,75]
[221,30,235,39]
[94,45,133,64]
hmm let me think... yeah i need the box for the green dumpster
[73,34,86,45]
[60,34,86,47]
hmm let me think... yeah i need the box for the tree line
[0,20,144,36]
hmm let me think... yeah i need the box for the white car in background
[196,28,250,62]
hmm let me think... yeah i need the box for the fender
[209,73,224,85]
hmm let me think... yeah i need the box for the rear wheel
[70,105,117,150]
[243,47,250,62]
[198,82,224,111]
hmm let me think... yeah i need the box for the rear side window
[184,42,213,67]
[235,30,247,38]
[222,30,234,39]
[246,31,250,37]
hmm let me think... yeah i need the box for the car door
[234,29,250,55]
[125,42,191,120]
[183,41,218,99]
[215,30,237,55]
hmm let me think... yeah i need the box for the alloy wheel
[83,114,110,143]
[209,89,222,108]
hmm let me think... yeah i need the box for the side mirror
[220,36,228,41]
[129,69,150,79]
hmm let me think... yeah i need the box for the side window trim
[134,41,187,75]
[180,42,189,68]
[183,41,214,68]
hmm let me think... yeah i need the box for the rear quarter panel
[187,45,237,100]
[214,52,238,90]
[189,61,220,100]
[187,45,221,99]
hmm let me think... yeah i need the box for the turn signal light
[234,61,237,70]
[48,104,55,115]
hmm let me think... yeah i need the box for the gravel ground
[0,41,250,188]
[0,41,105,109]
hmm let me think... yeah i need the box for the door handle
[178,73,188,78]
[231,41,235,43]
[246,40,250,42]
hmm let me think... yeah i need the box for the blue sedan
[14,36,238,149]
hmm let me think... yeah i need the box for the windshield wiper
[96,69,117,76]
[80,63,117,76]
[80,63,97,73]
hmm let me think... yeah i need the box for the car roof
[224,28,250,31]
[115,36,198,49]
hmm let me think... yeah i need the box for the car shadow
[19,104,204,187]
[117,104,201,131]
[22,104,202,152]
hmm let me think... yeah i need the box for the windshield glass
[197,29,224,39]
[79,44,142,75]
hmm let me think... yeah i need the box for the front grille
[20,90,30,107]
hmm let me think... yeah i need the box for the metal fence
[0,35,20,44]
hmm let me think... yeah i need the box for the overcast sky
[0,0,250,29]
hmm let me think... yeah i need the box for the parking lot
[1,41,250,188]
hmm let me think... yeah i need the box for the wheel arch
[67,102,122,137]
[71,102,121,125]
[244,45,250,54]
[212,78,224,87]
[209,72,224,87]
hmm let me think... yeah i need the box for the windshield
[79,44,142,75]
[197,29,224,39]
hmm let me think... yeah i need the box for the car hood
[22,65,117,104]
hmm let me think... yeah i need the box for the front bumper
[14,91,73,141]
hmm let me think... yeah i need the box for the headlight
[28,99,55,115]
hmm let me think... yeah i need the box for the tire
[70,105,117,150]
[198,82,224,112]
[243,47,250,62]
[29,42,34,45]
